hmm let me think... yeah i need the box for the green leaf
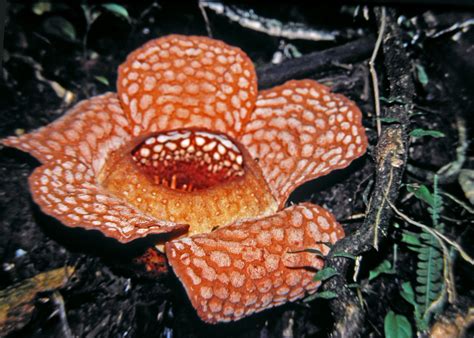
[347,283,360,289]
[369,260,394,281]
[378,117,400,123]
[315,241,333,248]
[401,232,422,246]
[313,267,338,282]
[419,232,434,242]
[102,3,130,21]
[409,111,426,117]
[384,310,413,338]
[304,291,338,302]
[407,246,422,253]
[332,252,356,260]
[407,185,435,207]
[400,282,416,307]
[409,128,445,138]
[417,261,429,269]
[380,96,405,104]
[401,282,428,331]
[288,248,324,257]
[43,16,77,41]
[415,64,429,86]
[94,76,110,86]
[416,229,444,317]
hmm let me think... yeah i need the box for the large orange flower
[1,35,367,323]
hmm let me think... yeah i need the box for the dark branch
[256,36,375,89]
[322,8,414,338]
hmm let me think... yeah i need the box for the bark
[321,7,414,338]
[256,36,375,89]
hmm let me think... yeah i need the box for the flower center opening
[131,129,245,192]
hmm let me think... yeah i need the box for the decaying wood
[0,267,75,336]
[200,1,364,43]
[320,8,413,338]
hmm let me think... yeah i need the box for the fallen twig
[369,6,386,137]
[198,1,213,37]
[0,266,75,336]
[427,18,474,39]
[257,36,375,88]
[200,1,364,42]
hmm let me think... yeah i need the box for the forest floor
[0,2,473,337]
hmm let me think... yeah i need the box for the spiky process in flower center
[101,128,277,236]
[131,130,245,192]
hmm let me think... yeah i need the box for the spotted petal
[1,93,131,176]
[241,80,368,207]
[165,203,343,323]
[117,35,257,138]
[29,156,188,243]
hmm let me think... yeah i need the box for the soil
[0,1,473,337]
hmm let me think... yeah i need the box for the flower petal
[29,156,188,243]
[241,80,368,207]
[165,203,343,323]
[1,93,131,175]
[118,35,257,138]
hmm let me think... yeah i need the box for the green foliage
[347,283,360,289]
[368,259,395,281]
[94,76,109,86]
[401,177,445,331]
[378,117,400,124]
[409,129,445,138]
[401,231,422,247]
[42,16,77,41]
[430,176,443,228]
[400,282,426,331]
[332,252,356,260]
[415,64,429,86]
[406,184,435,207]
[313,267,338,282]
[304,291,338,302]
[384,310,413,338]
[101,3,130,22]
[36,2,132,54]
[414,235,443,311]
[289,248,324,258]
[379,96,405,104]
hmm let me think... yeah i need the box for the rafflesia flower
[1,35,367,323]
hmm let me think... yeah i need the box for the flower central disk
[131,130,245,192]
[101,129,278,237]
